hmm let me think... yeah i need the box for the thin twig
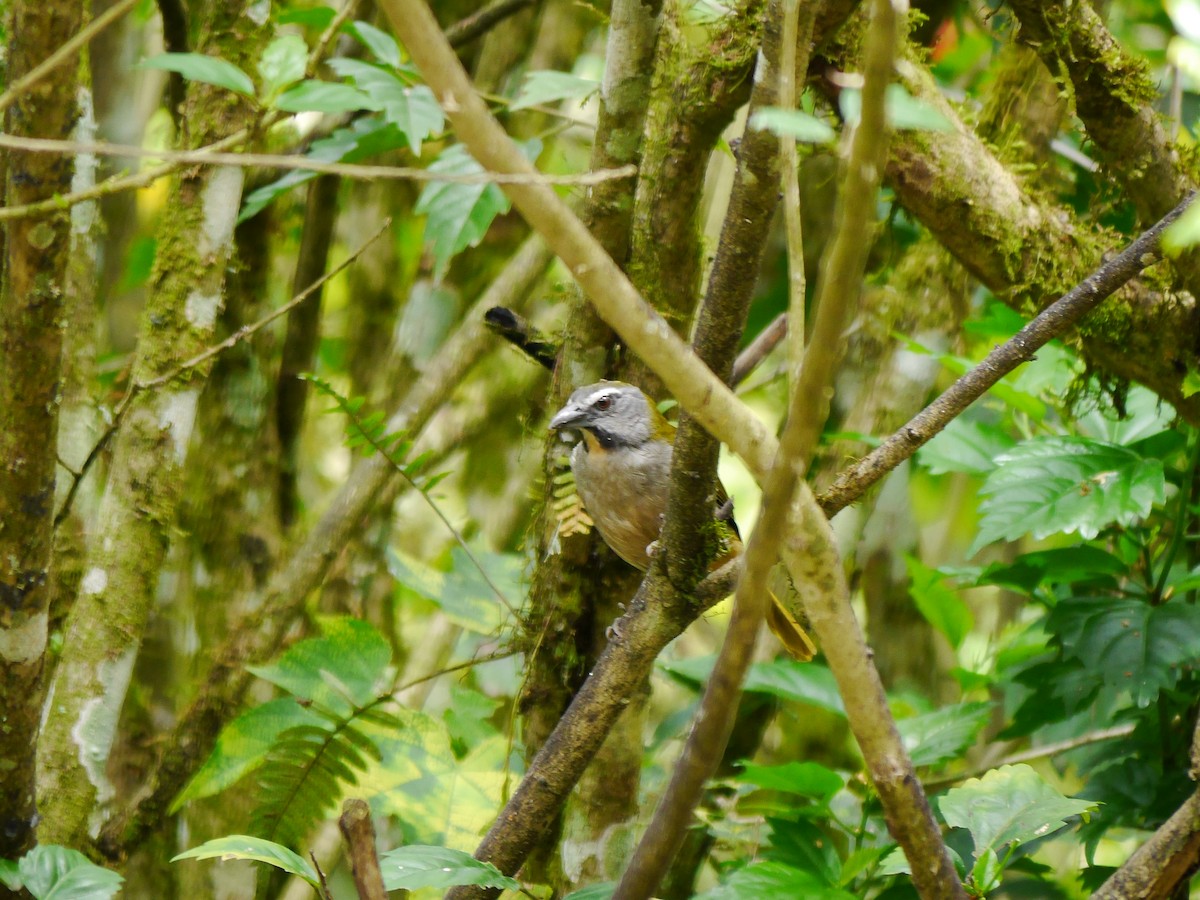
[446,0,535,47]
[0,0,141,116]
[921,724,1136,792]
[0,133,635,191]
[817,191,1197,518]
[52,219,391,528]
[731,313,787,387]
[307,0,364,79]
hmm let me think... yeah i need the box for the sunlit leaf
[12,846,123,900]
[347,20,404,68]
[917,418,1015,476]
[737,761,844,798]
[328,59,443,154]
[971,436,1165,554]
[840,84,953,130]
[897,701,991,767]
[172,836,318,885]
[906,556,974,647]
[257,34,307,99]
[379,846,519,891]
[938,764,1097,855]
[273,79,376,114]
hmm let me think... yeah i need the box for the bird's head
[549,381,674,450]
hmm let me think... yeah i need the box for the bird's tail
[766,592,817,661]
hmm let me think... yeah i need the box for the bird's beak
[549,402,587,432]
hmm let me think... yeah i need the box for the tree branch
[817,192,1195,517]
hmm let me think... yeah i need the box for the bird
[549,380,816,661]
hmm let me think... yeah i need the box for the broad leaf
[172,698,323,808]
[971,436,1165,554]
[141,52,254,96]
[906,556,974,647]
[738,761,844,798]
[662,657,845,715]
[386,546,523,633]
[939,764,1098,855]
[172,836,318,885]
[977,546,1126,593]
[896,701,991,767]
[563,885,616,900]
[840,84,953,130]
[328,58,442,154]
[749,107,837,142]
[240,117,409,221]
[414,140,541,280]
[1048,597,1200,706]
[13,846,122,900]
[917,417,1015,476]
[347,20,404,68]
[511,70,599,110]
[248,616,392,710]
[695,860,856,899]
[273,79,375,114]
[379,846,518,891]
[257,34,307,99]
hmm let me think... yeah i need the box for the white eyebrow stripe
[582,387,620,406]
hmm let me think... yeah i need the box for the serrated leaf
[172,836,319,885]
[1047,597,1200,706]
[173,698,323,809]
[248,617,392,709]
[971,436,1165,554]
[938,764,1098,855]
[917,417,1015,475]
[414,140,541,280]
[274,79,376,114]
[141,52,254,96]
[896,701,991,767]
[327,59,442,153]
[15,846,123,900]
[258,34,307,99]
[906,556,974,647]
[738,761,844,798]
[511,70,599,110]
[379,846,519,891]
[748,107,837,142]
[347,20,404,68]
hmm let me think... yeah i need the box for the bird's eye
[595,395,612,411]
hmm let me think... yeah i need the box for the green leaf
[840,83,953,131]
[248,617,392,710]
[141,52,255,96]
[273,79,376,113]
[0,859,19,891]
[695,861,856,899]
[748,107,837,142]
[737,761,844,798]
[1048,597,1200,706]
[563,885,616,900]
[511,70,599,110]
[414,140,541,280]
[1163,196,1200,254]
[327,58,443,154]
[971,847,1004,894]
[13,846,123,900]
[347,20,404,68]
[896,701,991,767]
[976,546,1126,593]
[386,546,523,633]
[172,836,319,885]
[938,764,1098,856]
[379,846,519,891]
[906,556,974,648]
[971,436,1166,554]
[257,34,307,99]
[663,656,846,714]
[173,698,323,809]
[279,5,336,27]
[1183,370,1200,399]
[917,418,1015,476]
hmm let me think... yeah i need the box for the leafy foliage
[0,846,123,899]
[379,845,519,891]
